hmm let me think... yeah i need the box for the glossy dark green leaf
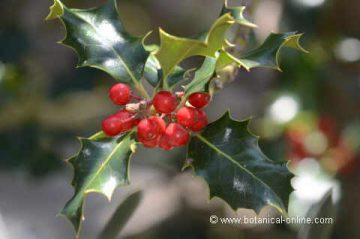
[186,112,293,214]
[46,0,149,88]
[61,131,137,238]
[217,32,308,71]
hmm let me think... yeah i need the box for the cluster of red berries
[286,117,359,175]
[102,83,211,150]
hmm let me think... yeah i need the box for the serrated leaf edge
[48,0,150,97]
[60,131,136,238]
[223,0,257,28]
[46,0,64,20]
[184,111,291,215]
[63,0,139,83]
[153,13,234,84]
[273,33,309,71]
[219,32,308,72]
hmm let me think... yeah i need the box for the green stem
[175,96,187,111]
[160,73,170,91]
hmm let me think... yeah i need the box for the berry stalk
[134,82,150,99]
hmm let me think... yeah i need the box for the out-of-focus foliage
[252,0,360,177]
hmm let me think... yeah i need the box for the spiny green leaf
[183,57,217,97]
[154,13,235,87]
[221,0,257,28]
[47,0,149,86]
[61,131,137,238]
[46,0,64,20]
[143,55,160,87]
[186,112,293,214]
[167,67,189,88]
[144,55,187,88]
[216,50,240,71]
[217,32,308,71]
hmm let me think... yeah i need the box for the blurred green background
[0,0,359,238]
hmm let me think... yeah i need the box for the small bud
[175,91,185,98]
[126,103,140,113]
[139,100,150,111]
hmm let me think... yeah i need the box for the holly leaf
[217,32,308,71]
[221,0,257,28]
[154,13,235,87]
[185,112,293,214]
[216,50,241,71]
[144,55,187,88]
[183,57,217,97]
[143,55,160,87]
[151,1,255,88]
[46,0,149,86]
[61,132,137,238]
[46,0,64,20]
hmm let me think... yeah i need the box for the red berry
[102,110,137,136]
[153,91,177,113]
[137,119,157,141]
[190,109,208,131]
[132,118,141,126]
[114,109,136,131]
[149,116,166,133]
[285,128,308,161]
[159,136,173,150]
[138,137,158,148]
[137,116,166,141]
[188,92,211,108]
[317,117,339,146]
[165,123,189,147]
[102,115,122,136]
[176,106,198,127]
[109,83,131,105]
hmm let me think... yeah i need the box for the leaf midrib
[79,133,132,198]
[195,133,284,207]
[64,8,140,85]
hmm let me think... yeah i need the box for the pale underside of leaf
[154,13,235,88]
[221,0,257,28]
[152,0,256,81]
[46,0,64,20]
